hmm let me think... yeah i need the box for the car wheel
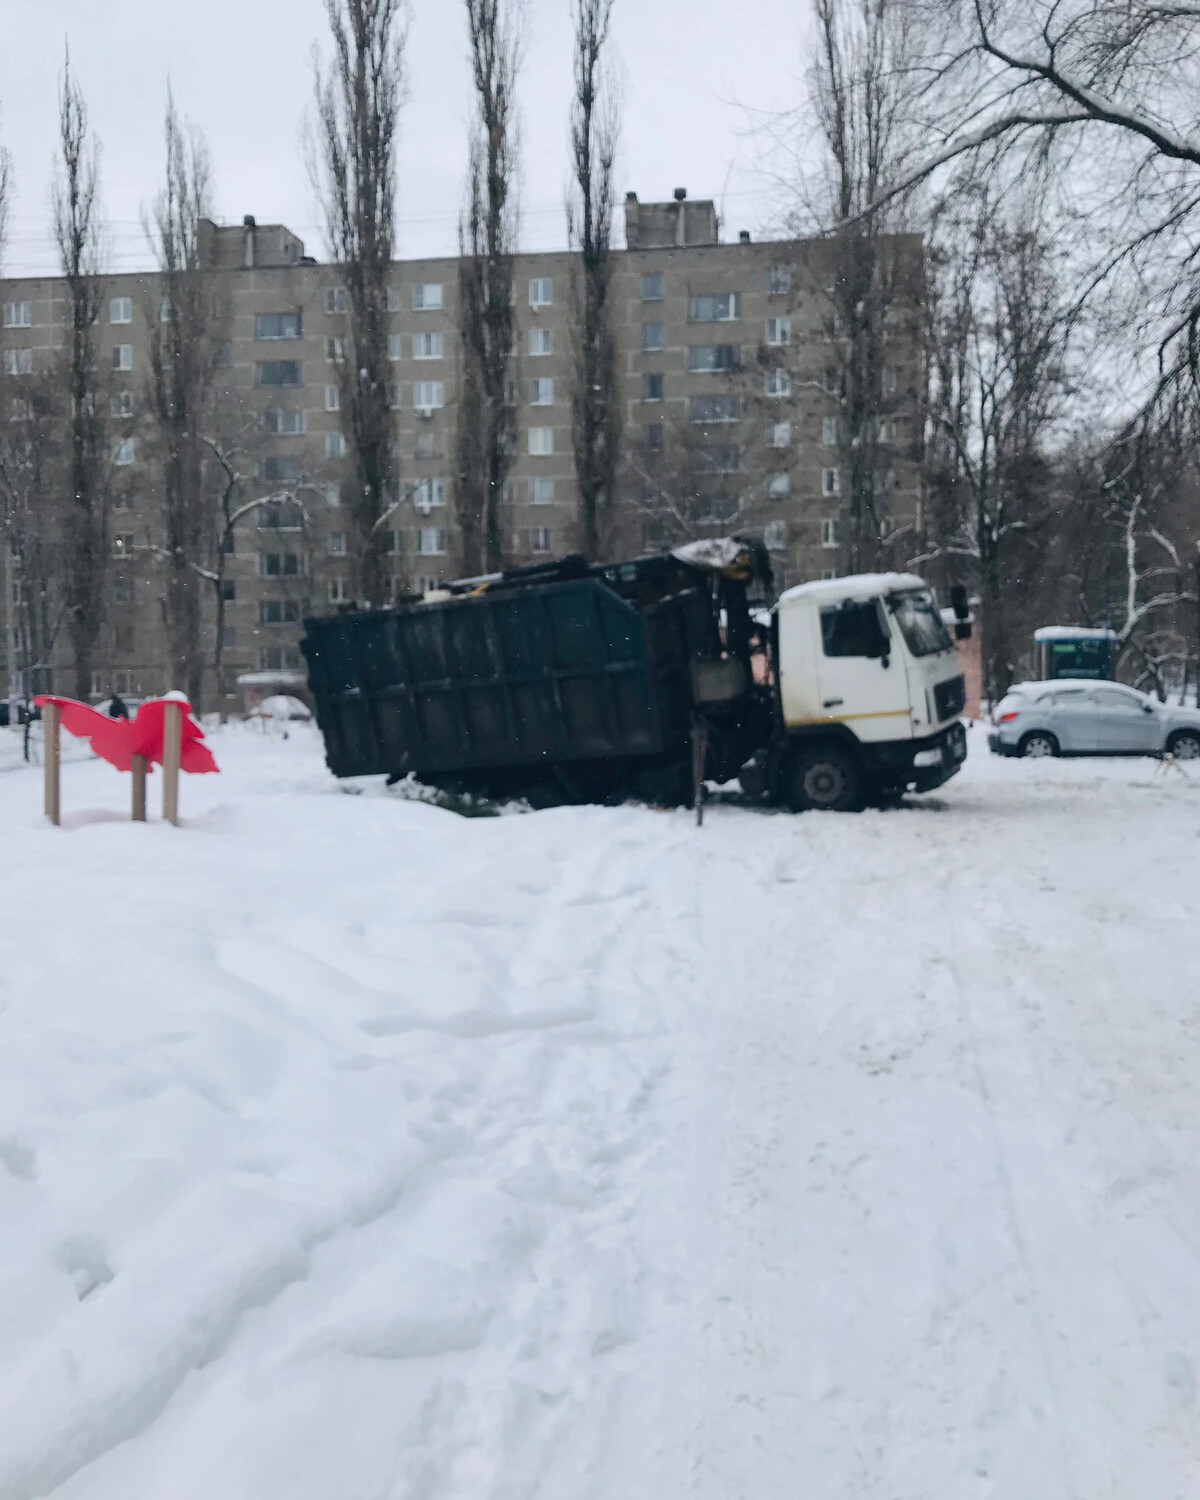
[787,745,864,812]
[1167,730,1200,761]
[1019,731,1059,759]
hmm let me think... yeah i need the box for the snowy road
[0,721,1198,1498]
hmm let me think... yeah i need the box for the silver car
[988,680,1200,759]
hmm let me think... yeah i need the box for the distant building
[0,193,924,705]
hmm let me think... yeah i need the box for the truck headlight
[912,747,942,767]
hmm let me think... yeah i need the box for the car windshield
[888,590,954,658]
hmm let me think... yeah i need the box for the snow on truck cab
[301,541,967,813]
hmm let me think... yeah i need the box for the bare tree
[777,0,924,571]
[53,52,110,699]
[310,0,406,607]
[0,370,63,697]
[568,0,620,560]
[919,190,1076,699]
[145,94,225,707]
[0,121,10,258]
[457,0,521,576]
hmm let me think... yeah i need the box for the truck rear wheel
[786,744,864,813]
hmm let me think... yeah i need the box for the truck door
[815,599,913,743]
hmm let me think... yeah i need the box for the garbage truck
[301,537,968,812]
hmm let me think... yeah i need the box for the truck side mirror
[873,599,891,667]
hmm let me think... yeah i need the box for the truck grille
[934,675,966,721]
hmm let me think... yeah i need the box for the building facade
[0,191,923,707]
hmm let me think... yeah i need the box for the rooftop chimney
[673,187,687,202]
[243,215,256,227]
[739,230,751,243]
[243,215,256,269]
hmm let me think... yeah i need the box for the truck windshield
[889,590,954,657]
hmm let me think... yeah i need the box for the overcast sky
[1,0,809,277]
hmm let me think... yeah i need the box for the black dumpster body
[301,547,772,803]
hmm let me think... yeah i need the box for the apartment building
[0,191,923,705]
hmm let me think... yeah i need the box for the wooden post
[43,701,60,826]
[162,702,182,826]
[131,753,147,822]
[691,719,709,828]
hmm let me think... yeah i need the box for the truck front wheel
[785,744,865,813]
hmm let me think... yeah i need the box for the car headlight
[913,747,942,767]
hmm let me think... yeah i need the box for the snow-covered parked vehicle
[988,679,1200,759]
[301,541,968,812]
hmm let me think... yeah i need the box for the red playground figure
[32,692,218,826]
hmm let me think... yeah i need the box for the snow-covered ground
[1,719,1198,1499]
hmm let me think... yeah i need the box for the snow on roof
[1034,626,1118,641]
[778,572,927,607]
[236,671,307,686]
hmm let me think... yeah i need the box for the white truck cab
[758,572,967,810]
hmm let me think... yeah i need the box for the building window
[259,647,302,671]
[822,416,839,446]
[689,394,738,422]
[767,471,790,498]
[413,380,445,411]
[765,369,791,397]
[382,529,404,554]
[328,577,350,604]
[259,552,303,577]
[641,273,664,302]
[529,327,553,356]
[642,372,664,401]
[113,576,133,604]
[770,421,791,447]
[325,286,348,314]
[413,477,447,510]
[254,312,302,340]
[324,384,340,412]
[221,578,236,601]
[261,456,304,486]
[821,567,839,581]
[159,299,173,324]
[260,599,301,625]
[694,445,740,475]
[414,429,436,459]
[386,287,403,313]
[766,317,790,346]
[326,530,347,557]
[109,297,133,324]
[688,293,740,323]
[878,417,896,443]
[326,337,344,362]
[822,467,841,496]
[528,426,554,456]
[529,277,553,308]
[113,437,136,466]
[767,265,791,296]
[688,344,738,373]
[221,530,236,555]
[3,301,31,328]
[644,422,663,451]
[112,533,134,557]
[324,482,341,508]
[824,366,842,394]
[883,364,900,395]
[412,283,444,311]
[641,322,664,352]
[263,408,305,435]
[325,432,346,459]
[112,344,133,372]
[530,477,555,505]
[530,526,553,553]
[257,360,302,387]
[257,496,304,528]
[111,390,134,419]
[413,331,444,360]
[4,348,32,376]
[530,377,553,405]
[383,333,402,361]
[416,527,447,555]
[821,517,840,548]
[764,520,787,551]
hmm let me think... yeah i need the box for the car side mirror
[1143,702,1154,713]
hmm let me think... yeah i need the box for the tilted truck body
[301,540,967,811]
